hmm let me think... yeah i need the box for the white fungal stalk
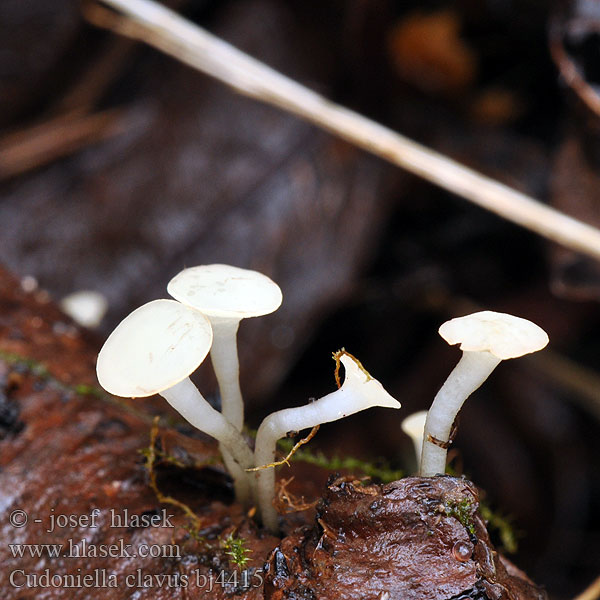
[208,316,244,430]
[254,354,401,533]
[420,351,500,477]
[206,316,252,502]
[160,377,255,483]
[419,311,549,478]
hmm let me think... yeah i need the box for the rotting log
[264,476,548,600]
[0,264,277,599]
[0,265,547,599]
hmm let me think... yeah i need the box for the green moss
[220,532,252,569]
[182,527,252,570]
[445,498,476,536]
[73,383,105,398]
[480,502,518,554]
[1,350,517,554]
[247,428,404,481]
[0,350,50,378]
[0,350,168,424]
[277,438,404,482]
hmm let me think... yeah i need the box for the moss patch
[277,438,404,482]
[445,498,476,536]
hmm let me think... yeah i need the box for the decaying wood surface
[0,265,547,599]
[0,264,278,599]
[264,477,547,600]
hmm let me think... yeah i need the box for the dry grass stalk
[89,0,600,261]
[572,575,600,600]
[0,109,125,180]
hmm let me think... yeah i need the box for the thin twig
[275,477,318,514]
[0,109,125,180]
[572,575,600,600]
[333,349,372,388]
[89,0,600,262]
[526,351,600,421]
[549,18,600,118]
[146,417,202,527]
[246,425,320,472]
[55,39,135,115]
[67,0,191,115]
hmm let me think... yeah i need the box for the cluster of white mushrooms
[96,264,401,532]
[96,264,549,533]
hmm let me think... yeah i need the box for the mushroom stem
[207,317,252,503]
[160,377,255,501]
[221,453,253,506]
[254,355,400,533]
[420,350,501,477]
[209,316,243,430]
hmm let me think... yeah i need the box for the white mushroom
[420,310,549,477]
[254,353,401,533]
[96,299,255,503]
[60,290,108,329]
[401,410,428,467]
[168,264,282,501]
[167,264,282,431]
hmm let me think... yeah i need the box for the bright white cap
[340,354,401,410]
[60,290,108,329]
[401,410,428,440]
[167,264,282,320]
[439,310,549,360]
[96,299,213,398]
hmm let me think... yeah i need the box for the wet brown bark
[0,264,277,598]
[264,476,547,600]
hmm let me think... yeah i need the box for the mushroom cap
[167,264,282,320]
[401,410,428,439]
[96,299,213,398]
[340,354,401,410]
[60,290,108,329]
[439,310,549,360]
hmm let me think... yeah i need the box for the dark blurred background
[1,1,600,598]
